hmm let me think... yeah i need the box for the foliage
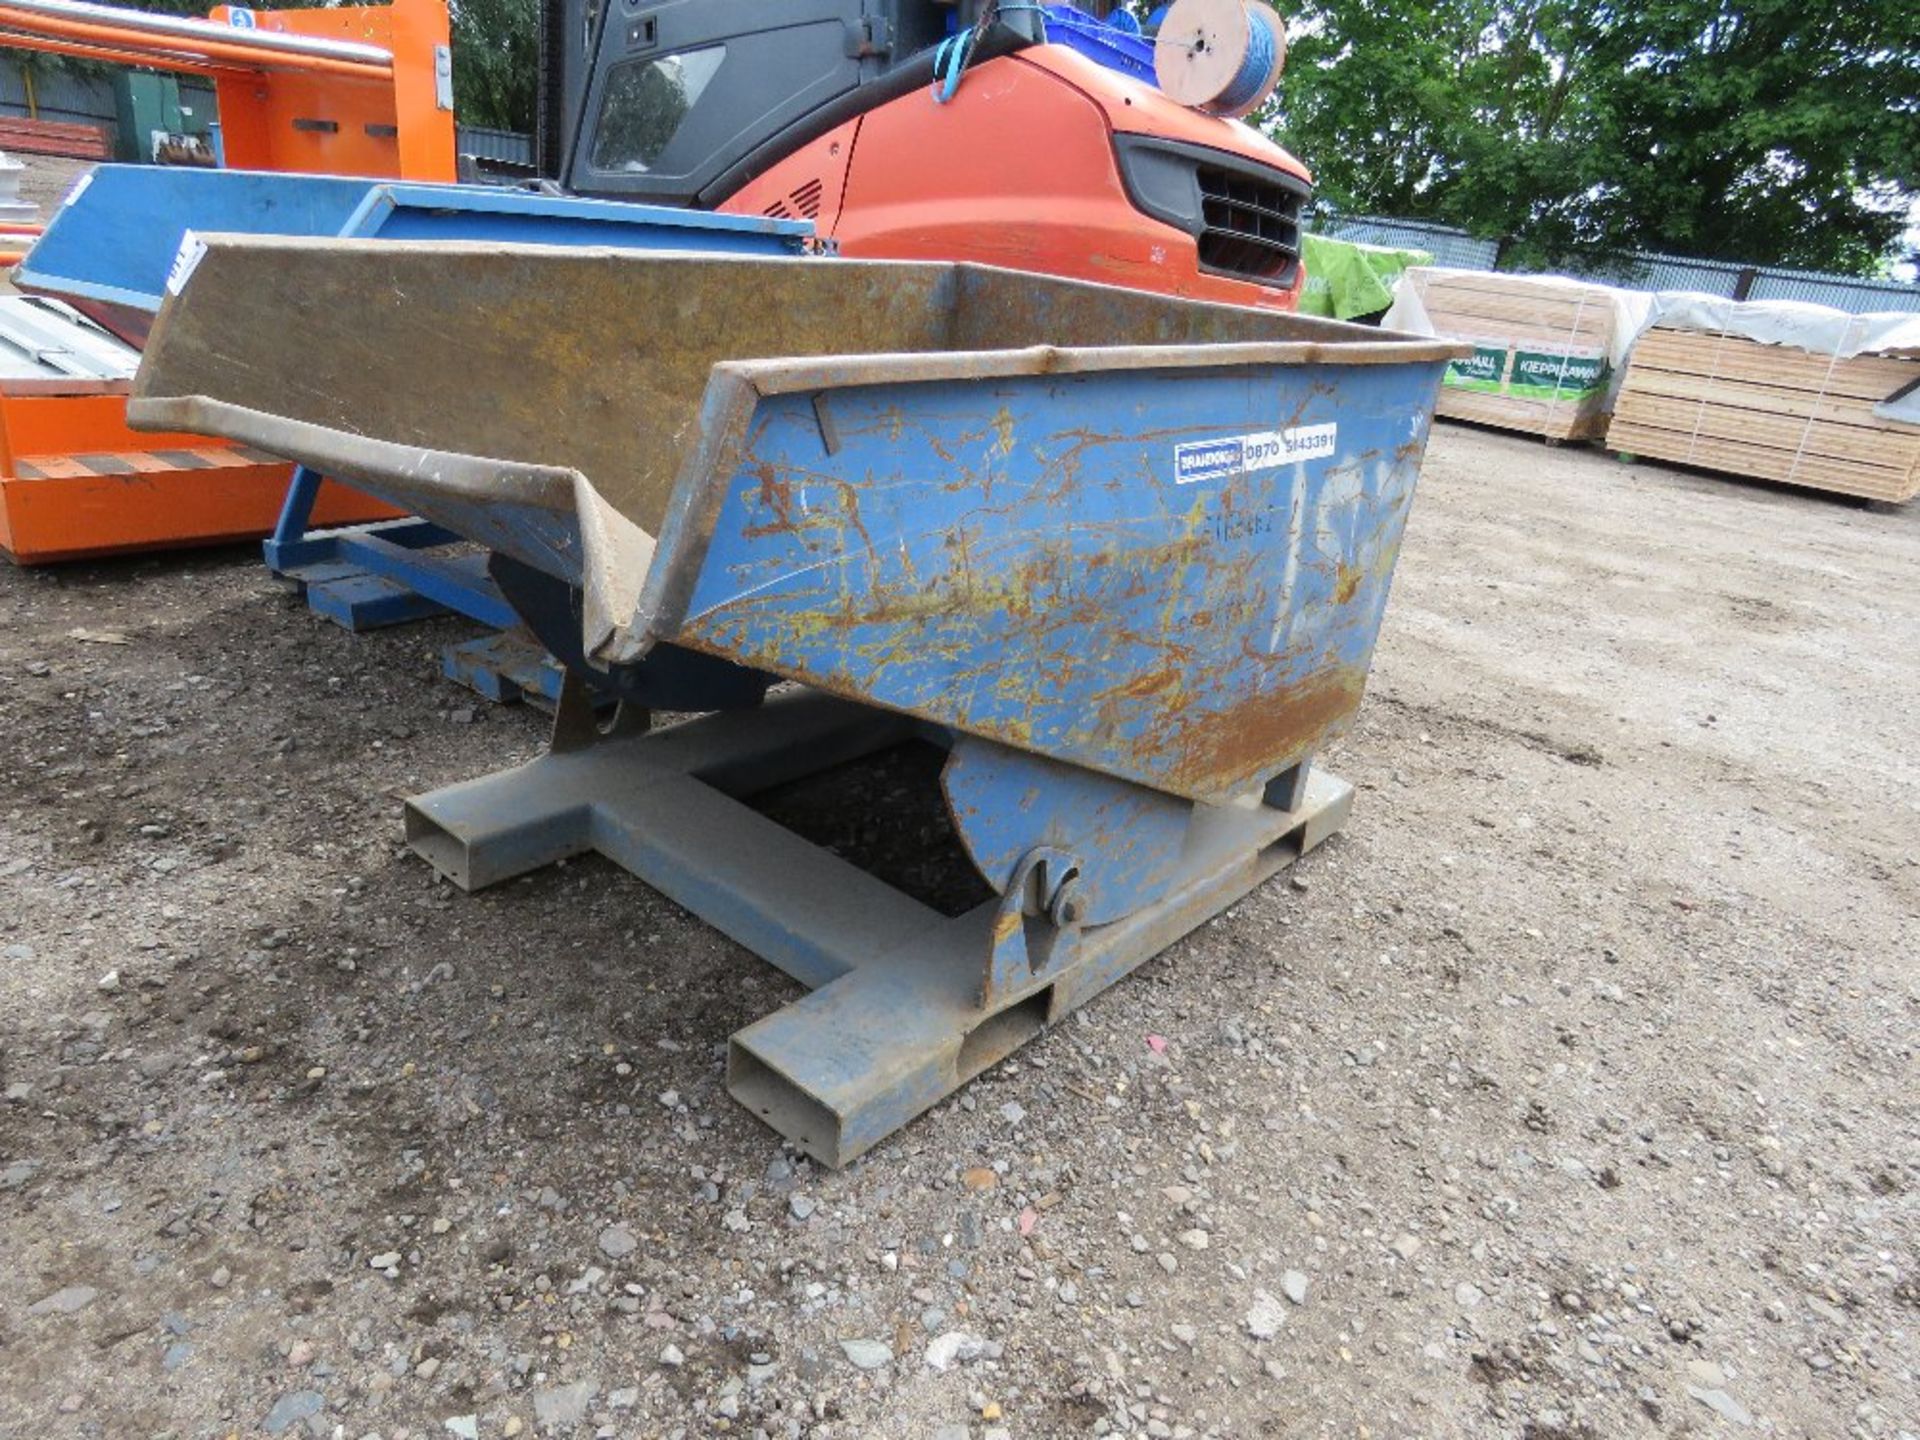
[448,0,536,132]
[31,0,1916,272]
[1266,0,1920,275]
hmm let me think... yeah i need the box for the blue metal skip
[129,240,1466,1163]
[17,169,376,326]
[669,361,1424,801]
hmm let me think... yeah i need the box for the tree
[1573,0,1918,274]
[1267,0,1920,275]
[449,0,536,132]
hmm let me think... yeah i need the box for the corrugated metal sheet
[1558,255,1920,314]
[1323,213,1920,317]
[1746,268,1920,315]
[455,125,534,166]
[0,64,215,130]
[0,63,114,126]
[179,79,216,122]
[1606,255,1742,296]
[0,295,137,383]
[1316,216,1498,271]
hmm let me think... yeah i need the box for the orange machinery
[0,0,453,179]
[542,0,1311,313]
[721,44,1310,313]
[0,219,38,267]
[0,0,451,562]
[0,297,390,563]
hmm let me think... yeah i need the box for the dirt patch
[1,425,1915,1437]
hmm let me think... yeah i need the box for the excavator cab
[540,0,999,205]
[532,0,1314,310]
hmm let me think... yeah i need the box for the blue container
[1039,4,1156,84]
[16,165,809,344]
[129,240,1468,1167]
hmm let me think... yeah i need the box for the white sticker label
[227,5,257,26]
[1174,423,1338,484]
[165,230,207,296]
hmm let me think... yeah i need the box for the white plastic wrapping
[1640,295,1920,360]
[1383,268,1655,374]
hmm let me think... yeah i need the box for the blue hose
[1204,3,1279,117]
[932,2,1048,103]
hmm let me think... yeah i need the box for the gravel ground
[1,424,1915,1440]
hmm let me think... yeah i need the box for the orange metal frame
[0,0,453,178]
[0,219,38,267]
[0,387,400,564]
[205,0,453,180]
[0,0,446,562]
[0,8,382,77]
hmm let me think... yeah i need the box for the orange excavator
[533,0,1312,310]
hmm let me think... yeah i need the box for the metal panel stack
[1393,267,1640,442]
[1608,309,1920,504]
[0,293,386,562]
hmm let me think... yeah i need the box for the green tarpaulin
[1298,234,1433,321]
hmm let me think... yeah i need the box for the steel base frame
[403,688,1352,1166]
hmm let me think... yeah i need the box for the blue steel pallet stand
[264,465,573,705]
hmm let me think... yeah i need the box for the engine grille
[1114,136,1310,293]
[1195,164,1302,287]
